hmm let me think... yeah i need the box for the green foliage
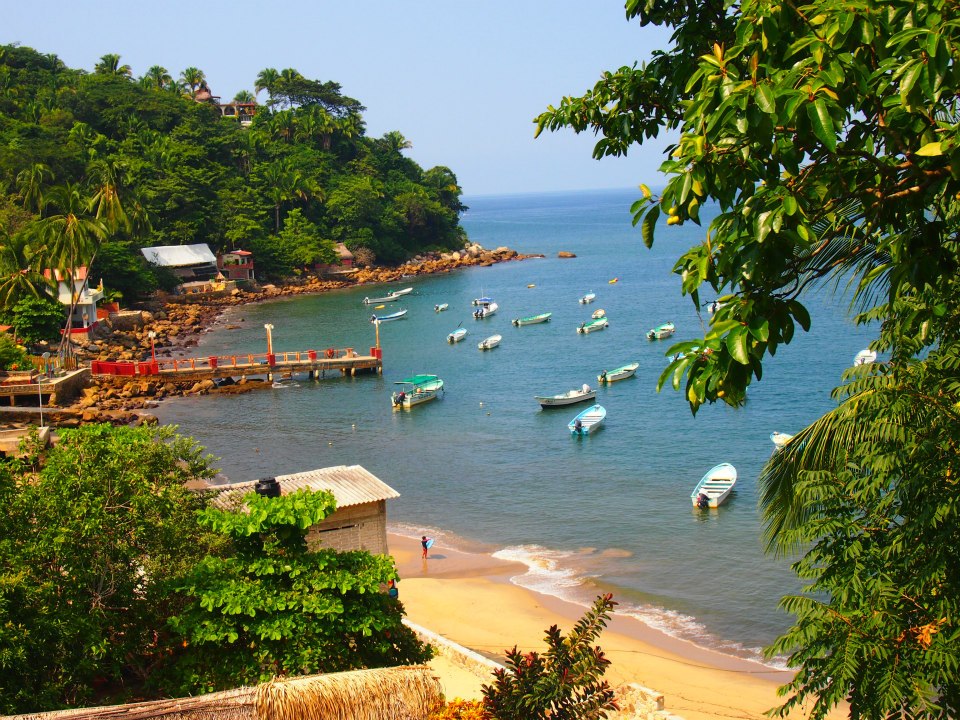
[0,294,64,344]
[540,1,960,716]
[89,240,158,302]
[0,424,218,713]
[162,489,431,695]
[481,594,617,720]
[0,333,26,370]
[276,208,337,268]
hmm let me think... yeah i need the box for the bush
[0,295,65,345]
[0,334,28,371]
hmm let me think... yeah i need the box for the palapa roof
[210,465,400,511]
[141,244,218,268]
[7,666,442,720]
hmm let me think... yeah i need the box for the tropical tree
[0,424,217,713]
[232,89,254,103]
[93,53,131,77]
[0,231,48,308]
[162,488,431,695]
[254,67,279,100]
[536,0,960,716]
[142,65,172,91]
[179,66,205,98]
[15,162,53,214]
[259,159,320,233]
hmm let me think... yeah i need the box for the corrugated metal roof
[141,244,217,268]
[210,465,400,510]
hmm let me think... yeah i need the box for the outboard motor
[696,492,709,509]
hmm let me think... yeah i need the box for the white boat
[591,308,606,319]
[478,334,502,350]
[473,302,498,319]
[646,322,675,340]
[391,374,444,409]
[707,300,723,313]
[362,293,401,305]
[568,404,606,436]
[577,318,608,334]
[770,431,794,450]
[512,312,552,326]
[598,362,639,384]
[447,328,467,343]
[370,309,407,323]
[472,296,494,306]
[390,287,414,297]
[853,348,877,365]
[535,384,596,408]
[691,463,738,508]
[578,292,596,304]
[434,303,449,312]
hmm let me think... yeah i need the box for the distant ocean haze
[154,188,874,666]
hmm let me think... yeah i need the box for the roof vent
[254,476,281,498]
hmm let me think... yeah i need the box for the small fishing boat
[853,348,877,365]
[577,318,609,334]
[535,384,596,408]
[472,296,494,306]
[770,431,794,450]
[609,278,618,284]
[478,334,502,350]
[370,309,408,323]
[591,308,606,320]
[391,374,444,409]
[512,312,552,326]
[568,404,606,436]
[474,302,499,319]
[578,292,596,304]
[434,303,449,312]
[691,463,738,508]
[598,362,639,384]
[527,283,536,288]
[390,287,414,297]
[362,293,401,305]
[646,322,675,340]
[447,328,467,343]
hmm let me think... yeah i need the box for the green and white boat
[512,312,552,326]
[598,362,639,384]
[391,374,444,409]
[577,317,609,334]
[646,322,675,340]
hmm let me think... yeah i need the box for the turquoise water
[153,189,873,664]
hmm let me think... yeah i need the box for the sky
[5,1,674,197]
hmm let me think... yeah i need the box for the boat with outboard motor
[391,374,444,409]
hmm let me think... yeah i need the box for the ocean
[152,188,873,665]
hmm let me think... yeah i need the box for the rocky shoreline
[19,245,542,428]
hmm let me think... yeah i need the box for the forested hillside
[0,44,467,303]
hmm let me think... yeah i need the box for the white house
[141,244,220,281]
[43,266,104,339]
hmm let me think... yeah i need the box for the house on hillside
[217,249,255,281]
[141,244,219,281]
[210,465,399,555]
[315,242,355,276]
[43,267,104,340]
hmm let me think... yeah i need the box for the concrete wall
[305,500,389,555]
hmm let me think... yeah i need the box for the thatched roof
[8,666,443,720]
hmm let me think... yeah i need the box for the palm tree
[35,184,107,357]
[143,65,172,91]
[16,163,54,214]
[233,89,254,103]
[180,67,206,98]
[261,161,320,233]
[255,68,279,100]
[0,230,48,308]
[381,130,413,153]
[94,54,132,77]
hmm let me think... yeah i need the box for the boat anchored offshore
[770,431,794,451]
[512,312,551,326]
[370,309,407,323]
[478,334,502,350]
[568,404,606,436]
[591,308,606,319]
[691,463,738,508]
[391,374,444,409]
[434,303,449,312]
[853,348,877,365]
[598,362,639,384]
[472,296,494,306]
[577,318,609,334]
[646,322,675,340]
[535,384,596,408]
[474,302,498,319]
[447,327,467,343]
[578,292,596,304]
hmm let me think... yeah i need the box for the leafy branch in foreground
[482,594,618,720]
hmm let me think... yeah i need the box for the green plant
[0,295,65,345]
[481,594,617,720]
[0,334,28,371]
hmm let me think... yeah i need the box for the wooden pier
[91,346,383,383]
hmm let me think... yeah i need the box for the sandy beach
[389,532,843,720]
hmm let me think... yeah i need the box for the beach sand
[390,532,844,720]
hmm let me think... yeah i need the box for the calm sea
[153,188,872,665]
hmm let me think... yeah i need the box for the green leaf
[726,326,751,364]
[914,141,942,157]
[641,205,660,248]
[806,98,837,153]
[755,84,776,114]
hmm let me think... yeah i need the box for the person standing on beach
[421,536,429,559]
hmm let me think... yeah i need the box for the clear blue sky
[6,1,673,197]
